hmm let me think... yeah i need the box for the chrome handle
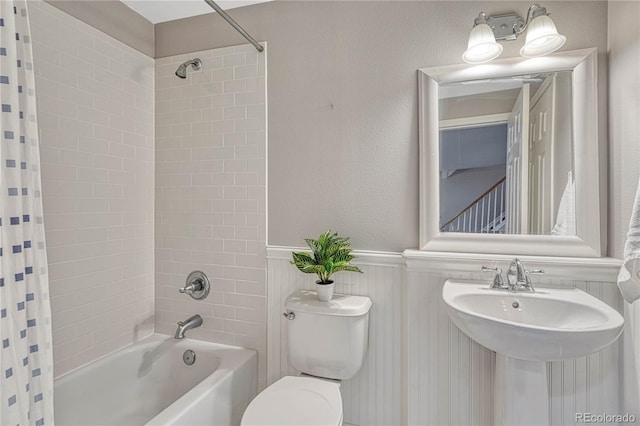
[282,312,295,320]
[526,269,545,275]
[179,271,210,300]
[482,265,507,289]
[179,281,199,294]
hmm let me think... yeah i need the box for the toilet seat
[240,376,343,426]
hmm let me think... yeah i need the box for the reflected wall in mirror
[438,71,574,236]
[419,48,605,257]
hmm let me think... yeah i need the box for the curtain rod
[203,0,264,53]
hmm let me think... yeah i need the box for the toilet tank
[284,290,372,380]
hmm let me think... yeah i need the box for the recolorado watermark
[576,413,637,423]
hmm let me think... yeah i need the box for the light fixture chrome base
[487,13,526,41]
[179,270,210,300]
[482,4,550,41]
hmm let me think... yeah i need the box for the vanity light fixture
[462,12,503,64]
[462,4,566,64]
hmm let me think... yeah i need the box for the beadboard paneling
[407,270,495,425]
[407,269,623,426]
[269,248,624,425]
[267,248,404,426]
[622,302,640,418]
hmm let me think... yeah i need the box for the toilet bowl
[241,376,342,426]
[240,290,372,426]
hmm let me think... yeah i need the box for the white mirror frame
[419,48,604,257]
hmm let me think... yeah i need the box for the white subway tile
[235,306,265,322]
[234,65,258,80]
[201,107,224,122]
[223,79,247,94]
[223,53,247,67]
[212,225,236,239]
[211,93,235,107]
[223,186,247,200]
[223,132,247,146]
[234,172,258,186]
[211,68,234,82]
[41,41,265,381]
[223,159,248,173]
[234,92,259,107]
[32,0,155,378]
[236,280,266,296]
[224,106,247,120]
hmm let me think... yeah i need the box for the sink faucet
[175,314,203,339]
[482,259,544,292]
[506,258,544,292]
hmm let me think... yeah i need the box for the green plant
[291,230,363,284]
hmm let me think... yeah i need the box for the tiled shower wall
[30,0,155,377]
[154,45,267,388]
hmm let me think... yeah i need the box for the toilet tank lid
[285,290,372,316]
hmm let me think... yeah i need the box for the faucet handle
[482,265,501,273]
[523,269,544,291]
[179,271,210,300]
[178,283,196,295]
[482,266,507,289]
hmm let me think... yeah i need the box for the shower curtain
[0,1,54,425]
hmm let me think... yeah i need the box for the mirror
[419,48,604,257]
[439,71,573,236]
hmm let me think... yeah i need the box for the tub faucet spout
[175,314,203,339]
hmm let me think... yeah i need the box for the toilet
[241,289,372,426]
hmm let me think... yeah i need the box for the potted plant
[291,230,363,301]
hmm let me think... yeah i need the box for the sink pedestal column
[494,354,549,426]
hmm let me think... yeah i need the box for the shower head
[175,58,202,79]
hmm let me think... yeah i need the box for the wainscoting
[407,270,622,425]
[267,248,405,426]
[267,247,624,426]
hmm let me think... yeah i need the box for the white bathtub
[54,334,257,426]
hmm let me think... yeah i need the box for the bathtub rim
[54,333,255,381]
[53,333,258,425]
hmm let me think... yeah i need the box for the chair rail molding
[267,246,621,283]
[403,250,621,282]
[266,245,405,266]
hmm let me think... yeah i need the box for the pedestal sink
[442,280,624,426]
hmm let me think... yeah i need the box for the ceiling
[120,0,272,24]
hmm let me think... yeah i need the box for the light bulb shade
[520,14,566,58]
[462,23,503,64]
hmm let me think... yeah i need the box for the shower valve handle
[179,280,201,295]
[179,271,210,300]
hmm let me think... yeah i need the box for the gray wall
[608,1,640,417]
[156,1,609,252]
[608,0,640,260]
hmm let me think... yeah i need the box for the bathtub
[54,334,257,426]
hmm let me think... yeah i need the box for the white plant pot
[316,280,335,302]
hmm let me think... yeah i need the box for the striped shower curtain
[0,1,54,425]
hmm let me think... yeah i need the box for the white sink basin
[442,280,624,361]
